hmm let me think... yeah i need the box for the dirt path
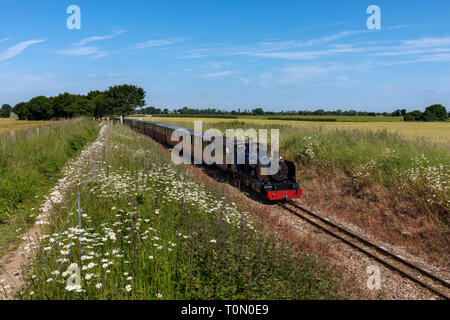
[0,123,108,300]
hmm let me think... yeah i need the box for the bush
[422,104,448,122]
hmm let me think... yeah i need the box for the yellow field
[0,119,54,135]
[132,116,450,145]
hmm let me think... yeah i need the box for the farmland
[136,116,450,144]
[0,119,55,136]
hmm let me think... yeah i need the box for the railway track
[120,119,449,299]
[278,200,450,300]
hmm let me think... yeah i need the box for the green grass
[0,118,99,256]
[212,121,449,225]
[21,123,347,300]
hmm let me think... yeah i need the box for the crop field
[141,114,406,122]
[0,119,55,136]
[136,116,450,144]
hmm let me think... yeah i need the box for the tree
[26,96,53,120]
[52,93,77,119]
[106,84,146,117]
[421,104,448,122]
[66,96,95,118]
[252,107,264,115]
[0,104,12,118]
[88,90,112,120]
[13,102,29,120]
[404,110,423,122]
[392,109,401,117]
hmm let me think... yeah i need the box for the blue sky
[1,0,450,112]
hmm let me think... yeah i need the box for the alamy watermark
[170,121,281,175]
[366,5,381,30]
[66,5,81,30]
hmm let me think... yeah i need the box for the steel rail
[278,200,450,300]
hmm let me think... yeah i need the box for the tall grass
[0,118,99,224]
[282,128,449,224]
[21,124,345,300]
[199,121,449,226]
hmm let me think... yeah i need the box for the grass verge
[0,118,100,257]
[20,123,346,300]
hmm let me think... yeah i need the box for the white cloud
[197,70,233,78]
[180,30,366,59]
[75,31,126,46]
[278,65,335,83]
[135,38,184,49]
[250,46,366,60]
[0,39,46,61]
[402,37,450,48]
[58,46,99,56]
[0,37,11,43]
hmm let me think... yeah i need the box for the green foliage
[12,84,146,121]
[106,84,146,117]
[0,104,12,118]
[88,91,112,120]
[404,110,423,121]
[252,107,264,115]
[0,198,14,224]
[422,104,448,122]
[405,105,448,122]
[0,119,99,224]
[26,96,53,120]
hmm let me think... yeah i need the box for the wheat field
[0,119,55,135]
[132,116,450,144]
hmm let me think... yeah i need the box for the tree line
[4,84,146,121]
[153,105,448,121]
[402,104,448,122]
[2,89,448,122]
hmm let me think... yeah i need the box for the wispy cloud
[135,38,185,49]
[279,65,336,82]
[179,28,450,69]
[0,39,46,61]
[197,70,234,78]
[74,30,126,46]
[401,36,450,48]
[0,37,11,43]
[58,46,99,56]
[180,30,366,59]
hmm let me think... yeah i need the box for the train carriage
[112,117,302,201]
